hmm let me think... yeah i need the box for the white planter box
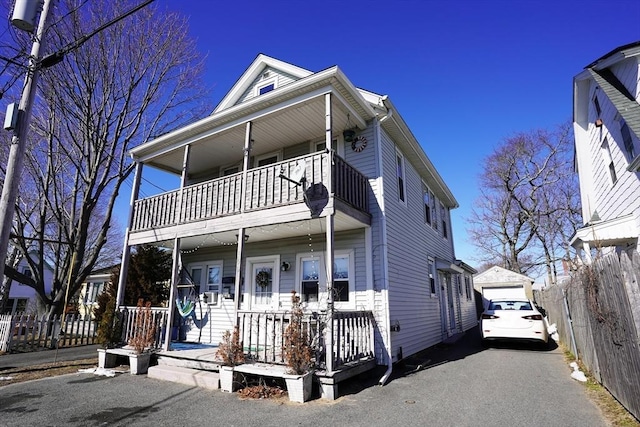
[219,366,238,392]
[129,352,151,375]
[284,371,313,403]
[97,349,117,369]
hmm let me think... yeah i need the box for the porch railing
[131,152,369,232]
[237,310,375,372]
[119,306,168,349]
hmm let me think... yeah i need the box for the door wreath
[256,270,271,288]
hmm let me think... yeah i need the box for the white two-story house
[115,54,477,377]
[572,41,640,260]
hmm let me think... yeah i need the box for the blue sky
[123,0,640,268]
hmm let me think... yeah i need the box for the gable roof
[214,54,313,113]
[473,265,534,284]
[130,55,458,207]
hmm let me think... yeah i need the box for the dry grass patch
[562,348,639,427]
[0,358,98,387]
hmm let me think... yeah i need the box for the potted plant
[96,298,122,368]
[127,299,156,375]
[283,291,314,403]
[216,326,245,392]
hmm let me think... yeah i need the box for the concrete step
[147,365,220,390]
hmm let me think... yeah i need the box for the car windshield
[489,300,532,311]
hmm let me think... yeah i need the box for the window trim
[440,202,448,239]
[312,137,343,158]
[396,149,407,205]
[295,250,355,309]
[422,181,432,226]
[254,150,282,168]
[601,137,618,185]
[188,260,224,306]
[428,258,437,297]
[255,76,278,97]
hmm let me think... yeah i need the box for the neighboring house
[473,266,534,312]
[78,266,113,319]
[116,54,476,370]
[571,41,640,260]
[5,253,54,315]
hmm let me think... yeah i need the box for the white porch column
[115,161,143,308]
[324,93,335,373]
[164,237,181,351]
[234,122,252,323]
[163,145,191,350]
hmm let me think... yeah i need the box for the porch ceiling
[142,94,356,178]
[163,211,365,251]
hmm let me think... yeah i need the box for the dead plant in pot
[283,291,314,402]
[216,326,245,392]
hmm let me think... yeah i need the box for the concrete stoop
[147,365,220,390]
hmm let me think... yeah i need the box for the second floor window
[441,203,448,239]
[620,120,636,161]
[601,137,617,184]
[423,184,432,225]
[396,151,406,203]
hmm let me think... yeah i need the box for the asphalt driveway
[0,328,606,427]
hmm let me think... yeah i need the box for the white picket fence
[0,313,97,353]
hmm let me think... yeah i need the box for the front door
[245,256,280,310]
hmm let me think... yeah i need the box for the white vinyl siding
[379,129,456,360]
[236,67,300,105]
[582,58,640,231]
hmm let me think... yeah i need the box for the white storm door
[246,256,280,309]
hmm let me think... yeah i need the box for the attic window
[259,83,274,95]
[256,76,277,96]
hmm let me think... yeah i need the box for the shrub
[128,299,156,354]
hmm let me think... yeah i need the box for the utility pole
[0,0,55,284]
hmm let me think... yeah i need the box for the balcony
[130,151,370,235]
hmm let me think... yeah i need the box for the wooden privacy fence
[535,251,640,421]
[0,313,97,353]
[237,310,375,372]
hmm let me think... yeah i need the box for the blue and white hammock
[176,298,195,318]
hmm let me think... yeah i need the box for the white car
[481,299,549,346]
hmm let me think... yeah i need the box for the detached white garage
[473,266,534,310]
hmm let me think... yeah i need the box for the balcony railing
[131,152,369,232]
[237,310,375,372]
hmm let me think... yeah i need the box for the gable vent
[262,71,270,80]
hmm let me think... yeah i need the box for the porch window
[396,151,406,203]
[300,257,320,303]
[333,255,350,302]
[315,138,341,157]
[189,262,223,305]
[255,151,281,167]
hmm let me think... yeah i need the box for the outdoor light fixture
[281,261,291,272]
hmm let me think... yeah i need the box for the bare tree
[3,0,212,316]
[467,123,581,283]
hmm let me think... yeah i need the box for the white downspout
[376,103,394,386]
